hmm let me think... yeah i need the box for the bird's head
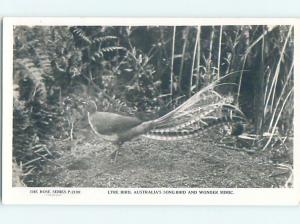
[83,100,98,114]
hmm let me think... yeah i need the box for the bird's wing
[88,111,142,141]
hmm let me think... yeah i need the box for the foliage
[12,25,294,186]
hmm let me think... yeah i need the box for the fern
[93,36,118,43]
[70,27,92,45]
[14,58,47,102]
[13,29,65,182]
[92,46,126,61]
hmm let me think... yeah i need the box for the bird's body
[88,111,154,144]
[86,80,245,161]
[88,112,142,139]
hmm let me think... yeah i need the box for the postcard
[2,18,299,205]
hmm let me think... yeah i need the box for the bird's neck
[87,111,119,142]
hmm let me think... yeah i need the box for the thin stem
[179,27,189,91]
[217,25,223,79]
[236,56,247,105]
[263,68,271,109]
[170,26,176,98]
[264,26,293,116]
[270,26,293,112]
[189,26,200,97]
[268,61,294,132]
[244,28,270,55]
[262,87,293,151]
[196,26,201,90]
[207,26,215,79]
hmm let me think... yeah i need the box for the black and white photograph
[2,18,299,205]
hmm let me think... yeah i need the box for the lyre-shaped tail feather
[143,114,244,141]
[152,74,242,127]
[144,74,245,141]
[150,91,243,133]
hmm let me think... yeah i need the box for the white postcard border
[2,17,300,205]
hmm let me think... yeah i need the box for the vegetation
[12,25,293,187]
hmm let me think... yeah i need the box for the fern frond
[70,27,92,44]
[100,46,127,53]
[91,47,127,61]
[93,36,118,43]
[14,58,47,101]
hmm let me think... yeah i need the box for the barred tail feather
[143,115,244,141]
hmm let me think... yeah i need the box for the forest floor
[32,128,293,188]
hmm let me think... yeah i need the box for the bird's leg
[110,143,121,163]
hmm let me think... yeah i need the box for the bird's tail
[143,113,244,141]
[143,76,245,141]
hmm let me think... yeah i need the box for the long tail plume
[143,74,245,141]
[143,114,243,141]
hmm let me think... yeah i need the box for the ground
[32,129,292,188]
